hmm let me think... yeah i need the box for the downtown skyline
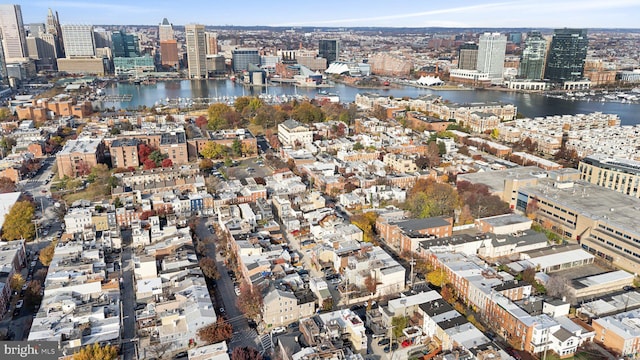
[15,0,640,28]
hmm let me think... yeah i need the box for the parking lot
[222,157,273,180]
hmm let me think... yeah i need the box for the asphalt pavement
[120,229,137,360]
[195,218,260,351]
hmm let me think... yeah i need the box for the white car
[15,300,23,309]
[271,326,286,336]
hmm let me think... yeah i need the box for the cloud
[272,0,640,27]
[34,1,156,14]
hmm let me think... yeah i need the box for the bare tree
[146,342,173,360]
[546,275,570,299]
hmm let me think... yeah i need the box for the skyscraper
[476,32,507,82]
[318,39,339,65]
[205,32,218,55]
[544,28,588,82]
[45,8,64,57]
[0,4,28,59]
[111,30,139,58]
[185,24,207,79]
[519,31,547,80]
[458,42,478,70]
[159,18,174,42]
[61,24,96,57]
[160,40,179,68]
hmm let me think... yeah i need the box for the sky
[17,0,640,28]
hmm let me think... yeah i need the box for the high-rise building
[476,33,507,82]
[45,8,63,57]
[0,41,7,85]
[61,24,96,57]
[232,48,259,72]
[544,28,588,82]
[159,18,174,42]
[457,42,478,70]
[93,28,112,49]
[205,32,218,55]
[185,24,207,79]
[519,31,547,80]
[318,39,339,65]
[0,4,28,59]
[508,32,522,45]
[160,40,179,68]
[111,30,139,58]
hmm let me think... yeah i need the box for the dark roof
[396,217,451,233]
[437,315,468,330]
[418,234,478,249]
[111,138,139,147]
[493,280,528,292]
[160,132,186,145]
[419,298,455,317]
[552,328,574,342]
[294,289,318,305]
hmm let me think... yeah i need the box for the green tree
[0,107,12,121]
[39,240,57,266]
[200,142,230,159]
[208,103,232,130]
[72,343,118,360]
[2,201,35,241]
[149,150,168,166]
[352,142,364,151]
[232,139,242,157]
[391,316,408,339]
[113,197,123,208]
[248,97,264,112]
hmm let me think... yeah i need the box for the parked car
[383,343,398,353]
[377,338,390,346]
[174,351,188,359]
[271,327,286,335]
[15,300,23,309]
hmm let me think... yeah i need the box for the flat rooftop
[521,178,640,236]
[58,138,102,155]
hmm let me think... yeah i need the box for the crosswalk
[260,333,272,353]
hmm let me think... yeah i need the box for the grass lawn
[62,184,110,203]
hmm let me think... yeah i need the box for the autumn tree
[198,321,233,344]
[9,273,25,292]
[426,270,445,287]
[237,281,263,320]
[138,143,154,164]
[39,240,57,266]
[364,275,378,294]
[199,158,214,171]
[456,181,511,219]
[0,177,15,193]
[161,158,173,168]
[369,104,388,120]
[405,179,458,218]
[199,257,220,280]
[143,159,157,170]
[231,347,263,360]
[195,115,208,129]
[350,212,378,243]
[200,142,230,159]
[522,267,536,284]
[208,103,233,130]
[292,101,325,124]
[441,284,455,303]
[234,96,252,113]
[72,343,118,360]
[2,201,35,241]
[322,298,334,311]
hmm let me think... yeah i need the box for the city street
[120,230,137,360]
[0,156,59,341]
[194,218,259,351]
